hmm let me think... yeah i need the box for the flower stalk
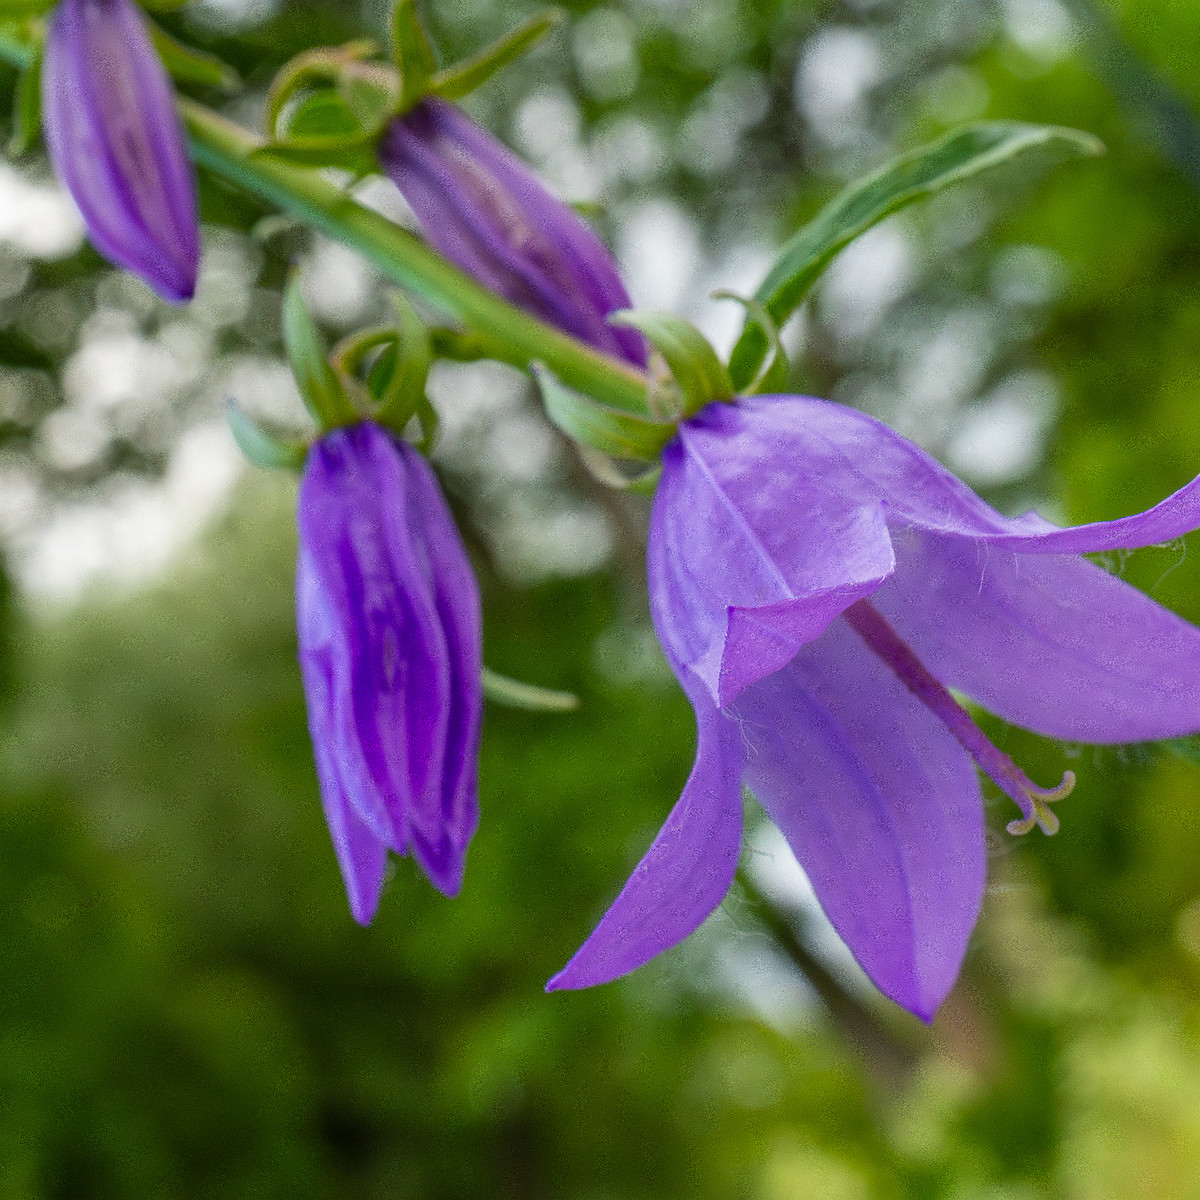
[176,99,651,415]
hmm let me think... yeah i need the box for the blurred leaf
[482,666,579,712]
[728,122,1104,390]
[148,21,239,92]
[430,10,563,101]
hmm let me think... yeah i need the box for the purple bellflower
[548,394,1200,1020]
[378,96,645,366]
[42,0,201,303]
[296,421,482,923]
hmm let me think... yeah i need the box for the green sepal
[575,443,662,494]
[727,121,1104,390]
[224,398,309,470]
[610,310,732,417]
[482,666,579,712]
[148,21,239,92]
[332,293,433,436]
[711,291,788,394]
[429,10,562,101]
[281,274,360,430]
[262,42,398,172]
[534,365,675,462]
[7,43,39,157]
[392,0,437,109]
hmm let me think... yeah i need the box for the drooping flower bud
[296,421,482,922]
[378,97,645,366]
[41,0,201,303]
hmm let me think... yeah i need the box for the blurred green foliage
[6,0,1200,1196]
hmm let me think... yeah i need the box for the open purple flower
[378,96,645,366]
[296,421,482,923]
[548,394,1200,1019]
[42,0,200,303]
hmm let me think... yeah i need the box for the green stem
[179,100,650,414]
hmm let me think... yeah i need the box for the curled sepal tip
[609,310,732,417]
[224,398,309,471]
[428,10,563,101]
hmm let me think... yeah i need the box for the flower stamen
[844,599,1074,837]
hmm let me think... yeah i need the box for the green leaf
[430,10,562,101]
[148,22,239,92]
[223,399,308,470]
[281,274,359,430]
[727,121,1104,390]
[482,667,579,712]
[534,366,675,461]
[392,0,437,108]
[7,46,40,157]
[610,310,732,416]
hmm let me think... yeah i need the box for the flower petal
[42,0,199,303]
[401,445,483,896]
[733,616,984,1021]
[876,529,1200,742]
[296,550,388,924]
[649,410,896,707]
[378,98,645,365]
[546,675,745,991]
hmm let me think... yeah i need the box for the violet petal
[734,616,985,1021]
[649,411,896,708]
[42,0,200,303]
[546,673,745,990]
[876,529,1200,743]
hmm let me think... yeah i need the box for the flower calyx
[533,364,675,481]
[608,310,733,419]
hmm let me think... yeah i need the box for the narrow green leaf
[148,22,239,92]
[534,366,675,461]
[430,10,562,101]
[482,667,579,712]
[611,310,731,416]
[728,121,1104,389]
[392,0,437,107]
[224,398,309,470]
[281,274,359,429]
[7,47,40,157]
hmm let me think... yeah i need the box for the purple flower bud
[296,422,482,923]
[378,97,645,366]
[42,0,201,303]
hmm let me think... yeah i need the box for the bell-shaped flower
[377,96,645,366]
[296,421,482,923]
[548,394,1200,1020]
[42,0,201,303]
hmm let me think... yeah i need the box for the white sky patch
[795,27,884,150]
[16,422,244,604]
[946,369,1059,486]
[0,164,84,260]
[617,197,702,312]
[820,218,915,347]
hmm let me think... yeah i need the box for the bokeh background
[3,0,1200,1195]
